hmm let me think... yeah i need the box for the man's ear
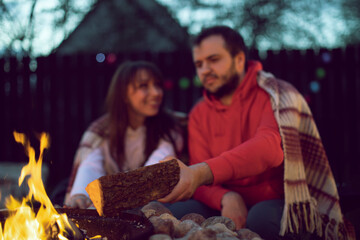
[234,51,246,73]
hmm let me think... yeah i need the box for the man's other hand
[221,191,248,230]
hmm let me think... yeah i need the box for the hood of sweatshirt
[203,60,263,111]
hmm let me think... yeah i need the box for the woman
[64,61,183,208]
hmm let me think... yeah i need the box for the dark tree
[159,0,360,49]
[0,0,95,57]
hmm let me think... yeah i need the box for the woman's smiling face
[126,69,163,126]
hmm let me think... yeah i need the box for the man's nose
[199,62,211,75]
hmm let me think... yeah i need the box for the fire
[0,132,75,240]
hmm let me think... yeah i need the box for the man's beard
[206,69,240,99]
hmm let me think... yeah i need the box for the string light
[179,77,190,89]
[316,67,326,79]
[321,52,332,63]
[106,53,116,64]
[164,79,174,90]
[96,53,105,63]
[310,81,320,93]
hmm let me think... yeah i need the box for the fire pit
[0,208,153,240]
[58,208,153,240]
[0,132,153,240]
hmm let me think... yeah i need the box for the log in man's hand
[158,157,213,203]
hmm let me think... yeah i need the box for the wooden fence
[1,46,359,197]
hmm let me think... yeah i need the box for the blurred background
[0,0,359,232]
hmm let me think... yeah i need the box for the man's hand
[158,158,213,203]
[221,191,248,230]
[65,194,93,209]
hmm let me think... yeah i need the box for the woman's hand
[221,191,248,230]
[158,158,213,203]
[65,194,93,209]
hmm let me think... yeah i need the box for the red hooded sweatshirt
[189,61,284,210]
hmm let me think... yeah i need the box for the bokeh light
[164,79,174,90]
[310,81,320,93]
[321,52,332,63]
[179,77,190,89]
[96,53,105,63]
[106,53,117,64]
[316,67,326,79]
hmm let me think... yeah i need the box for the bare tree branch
[160,0,360,49]
[0,0,95,56]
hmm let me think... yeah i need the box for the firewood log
[86,159,180,217]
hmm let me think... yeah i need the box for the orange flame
[0,132,75,240]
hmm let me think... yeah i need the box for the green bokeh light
[179,77,190,89]
[316,68,326,79]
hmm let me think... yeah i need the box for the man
[159,26,354,240]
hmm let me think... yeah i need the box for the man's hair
[193,25,248,59]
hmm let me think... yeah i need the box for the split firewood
[86,159,180,216]
[50,217,84,240]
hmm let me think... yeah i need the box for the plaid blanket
[64,112,187,205]
[64,115,109,205]
[258,71,355,239]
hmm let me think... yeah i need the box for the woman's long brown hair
[105,61,180,169]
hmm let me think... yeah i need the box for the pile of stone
[141,202,263,240]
